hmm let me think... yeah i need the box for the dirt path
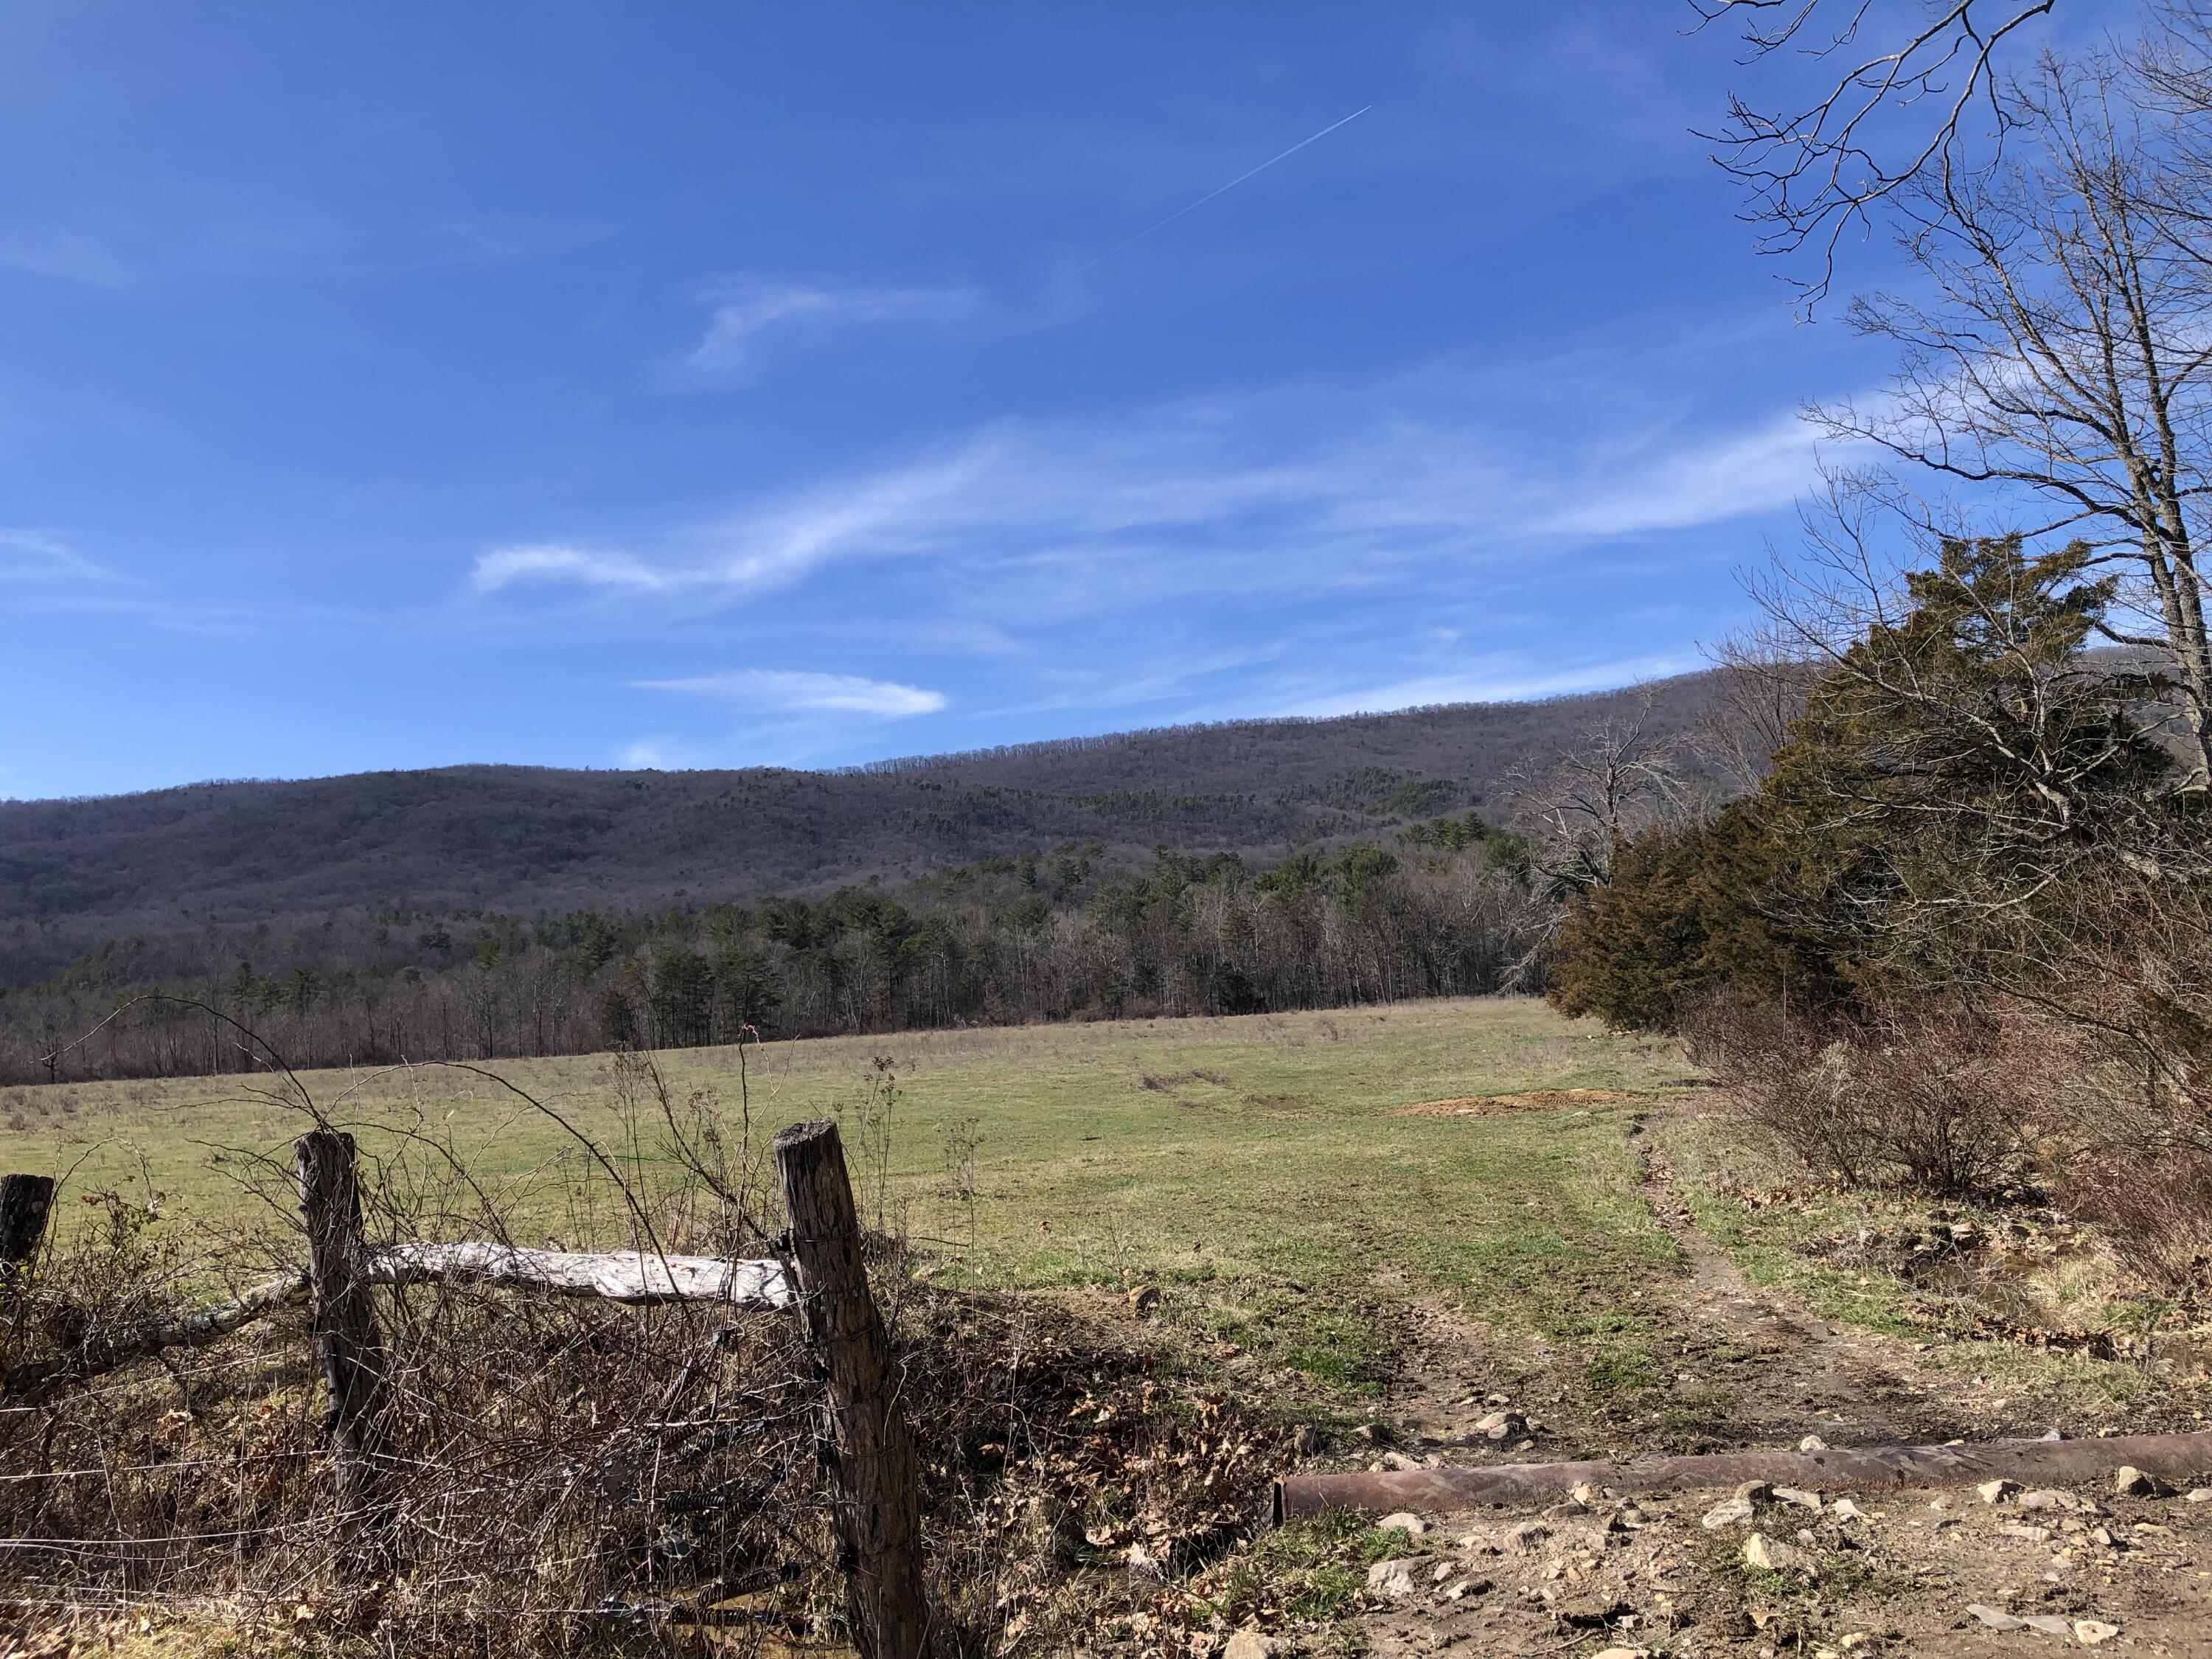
[1329,1113,2212,1657]
[1630,1116,1969,1452]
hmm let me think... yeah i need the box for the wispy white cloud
[0,529,119,583]
[475,361,1837,616]
[1273,653,1700,718]
[684,277,976,382]
[472,543,676,594]
[638,668,947,717]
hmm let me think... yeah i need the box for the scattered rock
[1773,1485,1823,1512]
[1998,1523,2053,1543]
[2185,1487,2212,1503]
[1798,1435,1829,1452]
[1366,1557,1421,1598]
[2112,1465,2167,1498]
[1377,1512,1428,1537]
[1701,1496,1756,1531]
[1549,1590,1632,1627]
[1222,1632,1274,1659]
[1430,1560,1453,1584]
[1501,1521,1551,1554]
[1126,1284,1161,1315]
[2074,1620,2121,1646]
[1978,1478,2020,1505]
[1744,1531,1812,1573]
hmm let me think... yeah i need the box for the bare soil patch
[1393,1088,1654,1117]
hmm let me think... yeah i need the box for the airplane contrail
[1082,103,1373,269]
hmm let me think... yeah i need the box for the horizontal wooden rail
[0,1242,790,1403]
[372,1243,791,1307]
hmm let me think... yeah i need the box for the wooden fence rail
[0,1124,925,1657]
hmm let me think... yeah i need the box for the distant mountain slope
[0,673,1724,984]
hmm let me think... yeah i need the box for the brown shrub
[1687,989,2031,1198]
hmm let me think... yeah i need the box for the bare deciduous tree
[1692,0,2062,300]
[1806,52,2212,785]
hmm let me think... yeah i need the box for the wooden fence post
[296,1132,392,1514]
[0,1175,54,1280]
[773,1119,926,1659]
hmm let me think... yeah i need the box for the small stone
[2112,1465,2165,1498]
[2088,1526,2115,1547]
[1701,1496,1756,1531]
[2073,1621,2121,1646]
[1998,1523,2052,1543]
[1798,1435,1829,1452]
[1773,1485,1823,1512]
[1502,1520,1551,1554]
[2018,1614,2073,1637]
[1222,1633,1273,1659]
[1430,1560,1453,1583]
[1977,1478,2019,1505]
[1126,1284,1161,1315]
[1743,1531,1811,1573]
[1366,1557,1421,1598]
[1377,1512,1428,1537]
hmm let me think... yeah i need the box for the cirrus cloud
[636,667,947,717]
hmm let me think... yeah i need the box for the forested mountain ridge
[0,674,1722,988]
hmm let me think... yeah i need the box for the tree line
[0,824,1547,1087]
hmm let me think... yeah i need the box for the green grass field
[0,999,1697,1394]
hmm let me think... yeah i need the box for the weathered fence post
[773,1119,926,1659]
[0,1175,54,1280]
[296,1132,392,1514]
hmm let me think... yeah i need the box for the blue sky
[0,3,2084,799]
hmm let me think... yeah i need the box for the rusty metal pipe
[1273,1430,2212,1523]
